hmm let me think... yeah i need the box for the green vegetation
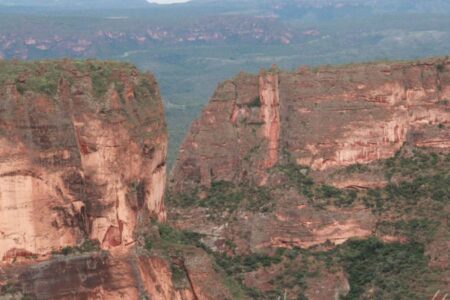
[73,60,141,98]
[142,223,247,296]
[212,250,285,299]
[0,283,16,294]
[140,223,201,287]
[52,239,100,256]
[339,163,370,174]
[377,219,440,243]
[170,262,188,285]
[275,162,360,208]
[339,238,429,300]
[0,60,148,99]
[144,237,153,251]
[167,148,448,298]
[247,96,261,108]
[273,163,314,197]
[208,237,434,300]
[0,60,62,95]
[353,150,450,216]
[167,181,275,217]
[384,149,449,180]
[274,150,449,214]
[156,222,204,248]
[214,252,282,275]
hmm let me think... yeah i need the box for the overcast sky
[147,0,191,3]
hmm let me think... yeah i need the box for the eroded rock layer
[0,60,238,300]
[0,248,234,300]
[172,58,450,190]
[169,57,450,299]
[0,60,167,259]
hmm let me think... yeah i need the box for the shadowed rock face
[0,248,234,300]
[0,60,236,300]
[0,60,167,259]
[172,58,450,190]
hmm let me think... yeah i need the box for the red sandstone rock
[0,60,233,300]
[0,61,167,258]
[172,58,450,191]
[169,57,450,267]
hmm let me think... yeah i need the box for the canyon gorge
[0,60,232,299]
[0,57,449,299]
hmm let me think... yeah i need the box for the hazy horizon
[147,0,190,3]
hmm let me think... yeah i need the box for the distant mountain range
[2,0,450,13]
[2,0,450,163]
[0,0,152,8]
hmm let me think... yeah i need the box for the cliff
[0,60,235,299]
[172,58,450,190]
[0,60,167,257]
[169,57,450,299]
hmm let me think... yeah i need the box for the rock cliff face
[172,58,449,190]
[0,60,166,258]
[169,57,450,299]
[0,60,233,299]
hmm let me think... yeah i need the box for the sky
[147,0,191,3]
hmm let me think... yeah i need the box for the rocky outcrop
[0,60,237,299]
[172,58,450,190]
[259,71,281,171]
[169,57,450,299]
[0,60,167,259]
[0,249,233,300]
[171,59,450,248]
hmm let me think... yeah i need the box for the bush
[53,239,100,256]
[247,96,261,107]
[144,238,153,250]
[168,181,275,214]
[170,263,187,284]
[156,223,204,247]
[436,63,445,72]
[377,219,439,243]
[339,238,428,300]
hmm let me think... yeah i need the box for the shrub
[436,63,445,72]
[339,238,428,300]
[247,96,261,107]
[156,223,204,247]
[170,263,187,284]
[53,239,100,256]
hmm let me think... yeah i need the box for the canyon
[0,56,448,299]
[0,60,232,299]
